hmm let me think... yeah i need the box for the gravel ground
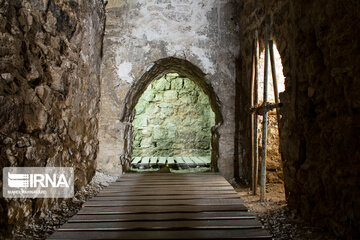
[14,171,119,240]
[234,183,339,240]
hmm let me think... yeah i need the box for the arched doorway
[131,72,215,171]
[119,57,223,172]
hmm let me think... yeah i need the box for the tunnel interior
[0,0,359,239]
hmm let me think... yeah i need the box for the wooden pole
[260,15,270,202]
[250,32,255,192]
[269,40,281,134]
[254,31,259,195]
[252,30,259,195]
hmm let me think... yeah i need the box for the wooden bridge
[131,156,211,170]
[49,173,271,239]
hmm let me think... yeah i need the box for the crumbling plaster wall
[237,0,360,237]
[0,0,105,237]
[98,0,240,178]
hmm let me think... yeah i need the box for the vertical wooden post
[252,30,259,195]
[260,15,270,202]
[250,34,255,192]
[250,39,255,191]
[254,31,259,195]
[269,40,281,135]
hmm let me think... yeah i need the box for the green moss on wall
[132,73,215,157]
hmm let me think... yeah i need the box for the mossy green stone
[132,73,215,157]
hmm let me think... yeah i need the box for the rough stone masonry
[0,0,105,237]
[236,0,360,237]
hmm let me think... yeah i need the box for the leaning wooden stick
[260,14,270,202]
[252,30,260,195]
[269,40,281,135]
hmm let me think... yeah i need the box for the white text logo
[3,167,74,198]
[8,172,70,188]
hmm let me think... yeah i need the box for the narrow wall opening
[258,42,286,200]
[131,73,215,172]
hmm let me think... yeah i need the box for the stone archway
[119,57,223,172]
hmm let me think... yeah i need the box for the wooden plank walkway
[131,156,211,169]
[48,173,271,240]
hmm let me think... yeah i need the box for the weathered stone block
[141,90,155,101]
[154,92,164,101]
[153,126,167,140]
[183,78,196,89]
[152,78,170,90]
[171,77,184,90]
[163,90,178,100]
[146,104,159,114]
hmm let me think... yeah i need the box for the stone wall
[237,0,360,237]
[133,73,215,157]
[99,0,240,178]
[0,0,105,237]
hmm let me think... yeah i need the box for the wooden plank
[120,174,222,177]
[123,172,220,175]
[78,205,248,214]
[174,157,190,169]
[101,186,235,193]
[108,182,231,187]
[102,189,235,194]
[190,157,207,165]
[104,184,233,189]
[117,176,226,180]
[116,175,226,179]
[131,157,142,165]
[149,157,158,164]
[69,211,256,222]
[175,157,185,163]
[132,157,151,169]
[199,156,211,163]
[97,190,237,197]
[140,156,150,164]
[49,229,272,239]
[182,157,196,165]
[107,181,232,187]
[119,173,222,178]
[115,179,227,183]
[158,157,167,165]
[167,157,175,164]
[83,198,244,207]
[59,219,262,231]
[116,176,224,180]
[101,188,238,194]
[109,184,231,188]
[89,194,241,201]
[113,180,230,185]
